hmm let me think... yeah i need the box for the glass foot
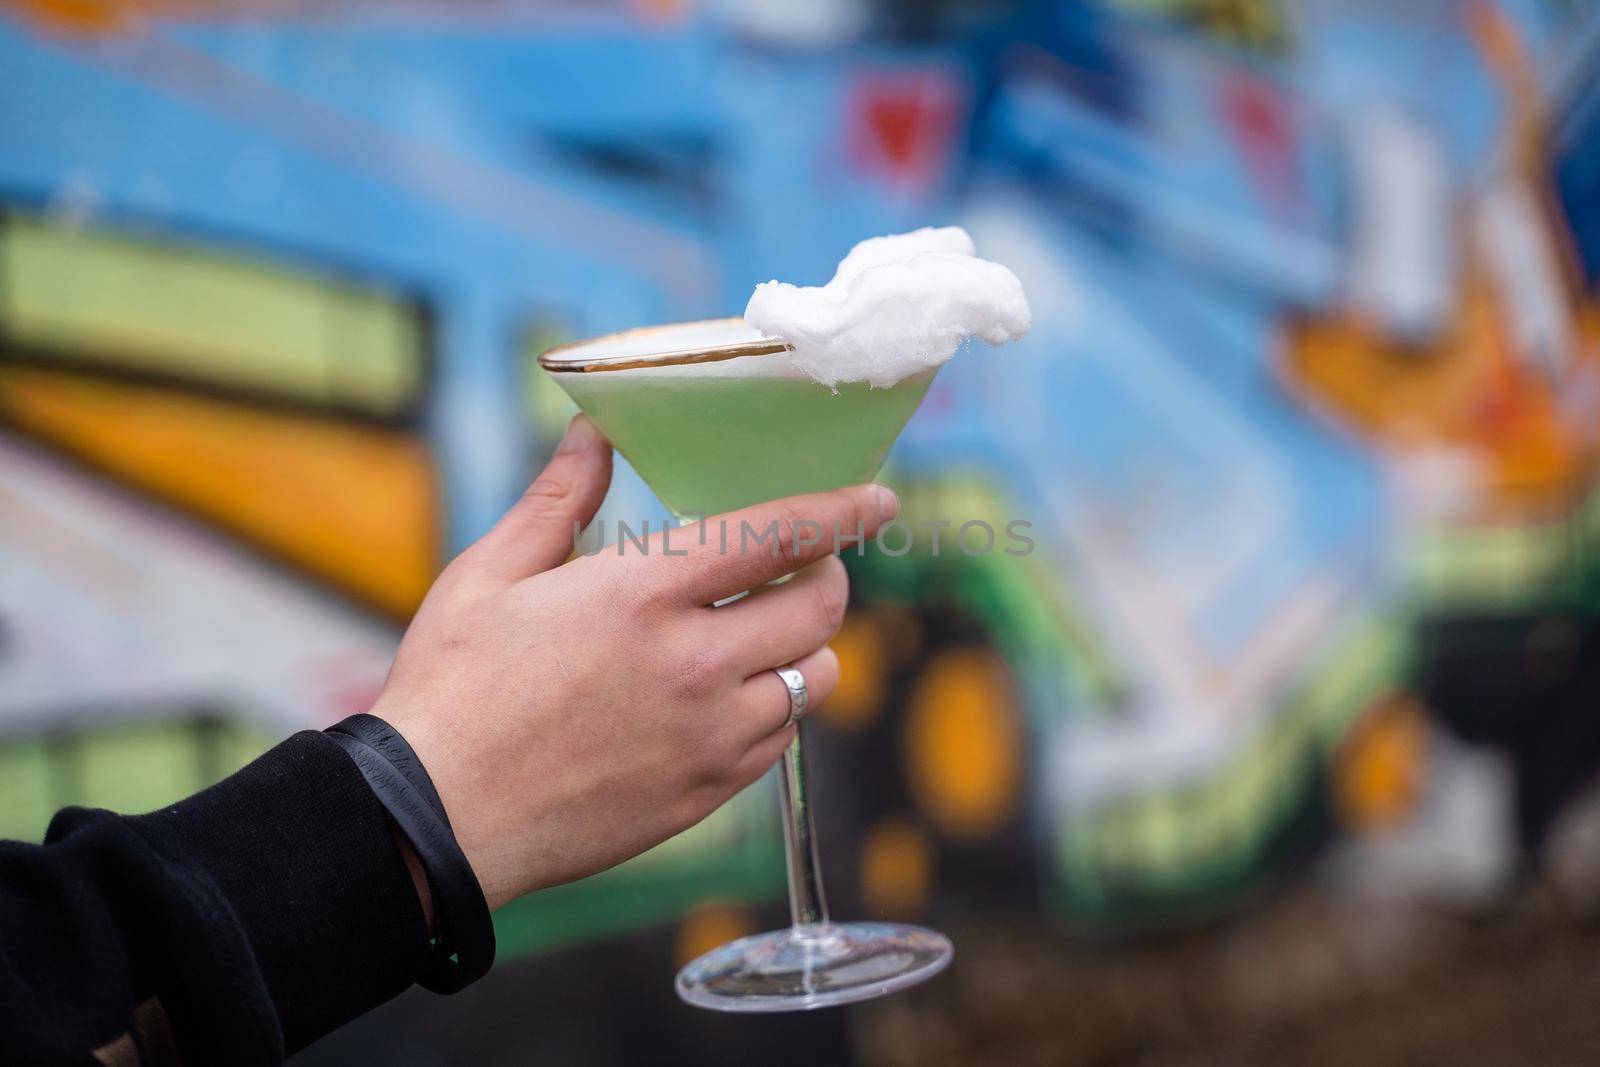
[675,921,952,1012]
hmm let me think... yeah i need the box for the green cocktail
[539,317,953,1014]
[556,367,935,520]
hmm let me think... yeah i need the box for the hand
[371,414,900,910]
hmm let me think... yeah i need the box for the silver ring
[772,665,808,728]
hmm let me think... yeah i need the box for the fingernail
[557,415,600,454]
[871,484,899,521]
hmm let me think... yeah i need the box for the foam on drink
[744,226,1032,388]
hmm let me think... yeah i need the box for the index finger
[642,483,898,605]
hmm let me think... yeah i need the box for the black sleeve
[0,730,433,1066]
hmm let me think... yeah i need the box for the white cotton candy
[744,226,1032,388]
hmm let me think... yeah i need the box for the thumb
[476,415,612,578]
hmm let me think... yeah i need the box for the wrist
[324,714,497,993]
[371,699,519,910]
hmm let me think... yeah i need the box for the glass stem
[777,723,830,932]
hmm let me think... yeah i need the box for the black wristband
[330,714,450,824]
[325,714,495,994]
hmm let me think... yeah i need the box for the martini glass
[541,318,952,1011]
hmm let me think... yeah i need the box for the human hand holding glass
[375,416,880,914]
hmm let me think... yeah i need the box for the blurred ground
[866,890,1600,1066]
